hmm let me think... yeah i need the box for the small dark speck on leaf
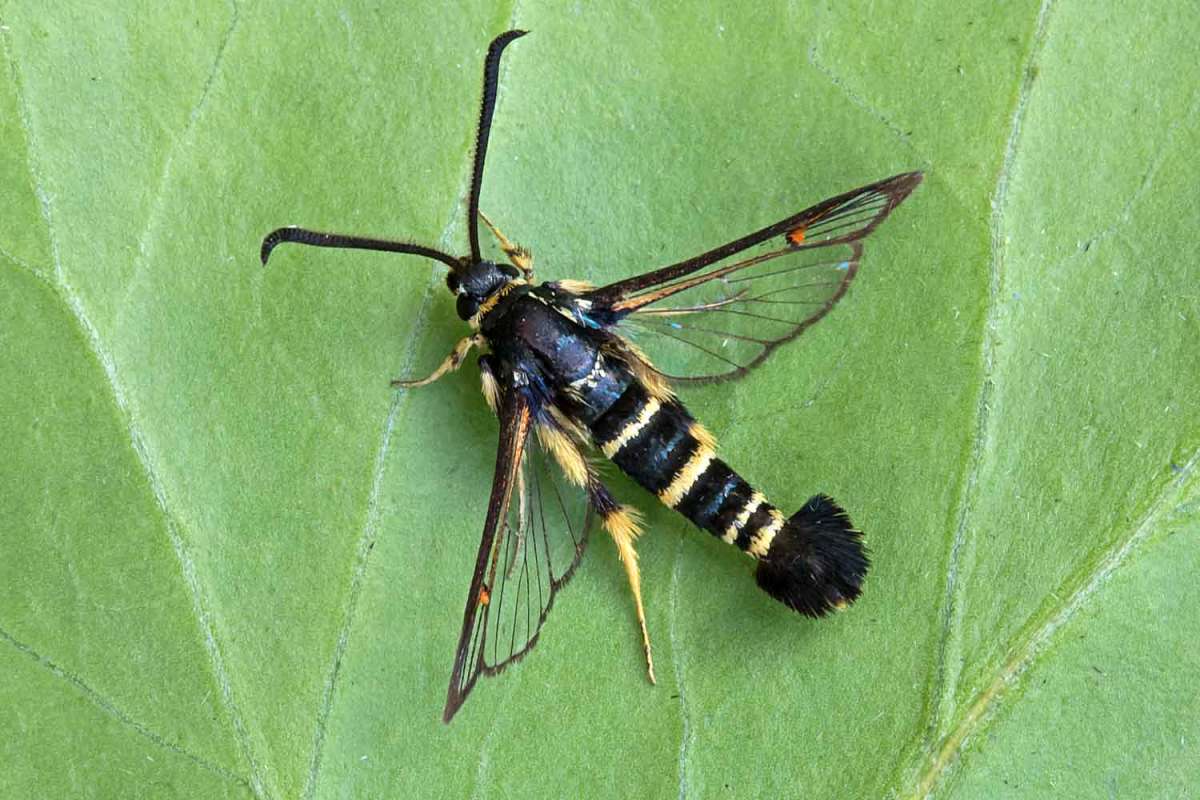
[1092,665,1105,675]
[1170,461,1184,473]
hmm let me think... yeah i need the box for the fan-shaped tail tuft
[754,494,868,617]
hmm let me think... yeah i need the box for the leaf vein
[917,0,1058,772]
[0,243,51,281]
[299,257,440,800]
[805,43,912,147]
[1077,90,1200,256]
[2,22,270,800]
[0,624,253,791]
[908,448,1199,798]
[119,0,240,332]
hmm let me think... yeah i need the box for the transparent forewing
[446,430,592,720]
[592,173,921,383]
[481,443,591,670]
[622,241,862,382]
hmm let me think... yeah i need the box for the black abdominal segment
[588,379,786,557]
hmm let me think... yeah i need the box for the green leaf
[2,2,1196,798]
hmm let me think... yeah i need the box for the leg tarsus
[479,210,534,278]
[391,334,482,389]
[603,504,657,684]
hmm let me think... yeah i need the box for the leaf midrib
[2,15,265,797]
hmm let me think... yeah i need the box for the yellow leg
[604,507,657,684]
[504,463,529,580]
[479,210,534,278]
[391,335,482,388]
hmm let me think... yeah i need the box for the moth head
[450,260,520,320]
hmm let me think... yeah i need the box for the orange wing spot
[479,585,491,606]
[787,226,807,246]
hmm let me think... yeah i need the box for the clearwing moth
[261,30,922,722]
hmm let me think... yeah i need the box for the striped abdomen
[589,381,785,558]
[587,378,869,616]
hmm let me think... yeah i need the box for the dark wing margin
[443,384,592,723]
[586,172,922,383]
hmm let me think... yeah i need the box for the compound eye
[456,293,478,320]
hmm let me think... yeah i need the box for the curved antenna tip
[260,227,293,266]
[255,225,464,271]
